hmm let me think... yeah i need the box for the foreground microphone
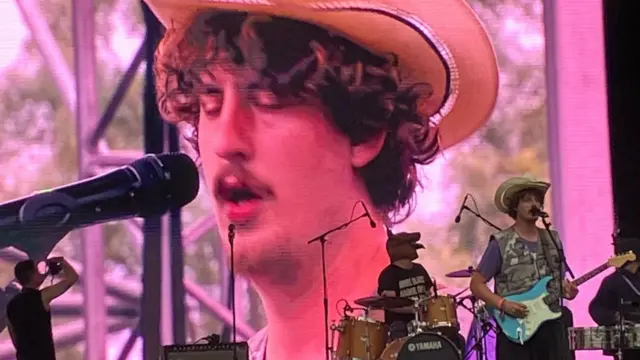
[361,202,377,228]
[454,194,469,223]
[530,206,549,218]
[0,153,199,257]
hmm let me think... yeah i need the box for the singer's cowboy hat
[144,0,499,150]
[494,175,551,214]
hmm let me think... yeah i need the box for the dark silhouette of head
[14,260,45,288]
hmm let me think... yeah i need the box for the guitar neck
[572,263,609,286]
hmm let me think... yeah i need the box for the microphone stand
[307,212,370,360]
[540,216,575,311]
[460,206,502,232]
[228,225,238,360]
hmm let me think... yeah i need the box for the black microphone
[361,202,377,228]
[0,153,199,258]
[454,194,469,223]
[530,206,549,218]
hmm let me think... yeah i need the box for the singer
[469,175,577,360]
[6,257,78,360]
[148,0,498,357]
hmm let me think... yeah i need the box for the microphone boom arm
[307,210,371,360]
[460,205,502,231]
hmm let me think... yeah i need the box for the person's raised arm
[41,257,79,307]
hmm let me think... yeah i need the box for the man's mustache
[214,164,274,198]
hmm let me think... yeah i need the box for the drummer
[377,231,432,341]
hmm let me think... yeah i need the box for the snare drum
[568,326,640,350]
[379,332,461,360]
[423,296,460,332]
[335,316,387,360]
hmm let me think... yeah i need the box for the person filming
[6,257,78,360]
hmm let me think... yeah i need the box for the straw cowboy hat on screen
[143,0,499,150]
[494,175,551,214]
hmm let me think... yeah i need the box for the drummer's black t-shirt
[377,263,433,324]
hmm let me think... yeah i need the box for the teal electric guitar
[491,252,636,344]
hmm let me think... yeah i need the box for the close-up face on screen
[0,0,614,359]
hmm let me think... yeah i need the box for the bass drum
[380,332,462,360]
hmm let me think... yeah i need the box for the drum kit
[331,266,495,360]
[568,300,640,359]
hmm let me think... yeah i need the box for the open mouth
[215,175,265,223]
[216,176,263,204]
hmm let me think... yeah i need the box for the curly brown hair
[507,189,546,220]
[154,11,440,224]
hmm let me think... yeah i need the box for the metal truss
[7,0,257,358]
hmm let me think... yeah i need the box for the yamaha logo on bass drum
[407,340,443,351]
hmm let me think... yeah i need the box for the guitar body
[490,276,561,344]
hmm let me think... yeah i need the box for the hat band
[308,1,459,123]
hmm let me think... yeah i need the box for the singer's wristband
[497,298,505,311]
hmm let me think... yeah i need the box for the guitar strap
[621,274,640,296]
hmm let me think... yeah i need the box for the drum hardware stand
[457,295,495,360]
[307,209,372,360]
[616,297,626,360]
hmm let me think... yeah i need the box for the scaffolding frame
[5,0,257,358]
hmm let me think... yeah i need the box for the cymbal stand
[457,296,494,360]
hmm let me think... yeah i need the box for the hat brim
[145,0,498,150]
[494,181,550,214]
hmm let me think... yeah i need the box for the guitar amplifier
[162,342,249,360]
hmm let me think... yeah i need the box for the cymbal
[445,267,475,278]
[354,296,413,309]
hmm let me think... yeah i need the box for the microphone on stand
[228,224,238,360]
[530,206,549,218]
[361,202,377,228]
[0,153,200,259]
[454,194,470,223]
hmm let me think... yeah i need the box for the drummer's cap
[386,232,424,261]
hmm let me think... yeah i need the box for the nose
[212,89,255,162]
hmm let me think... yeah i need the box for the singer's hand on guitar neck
[562,279,578,300]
